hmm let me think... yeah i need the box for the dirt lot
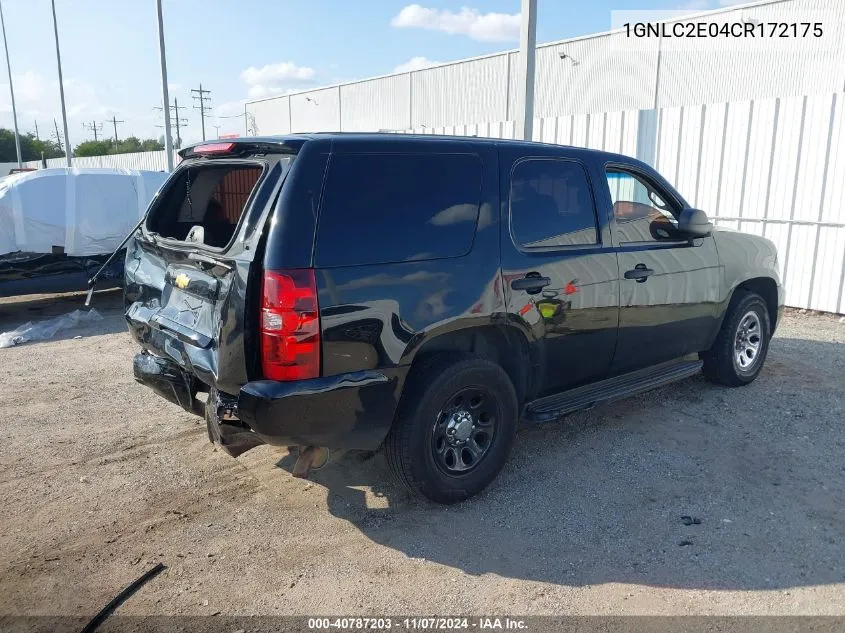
[0,290,843,618]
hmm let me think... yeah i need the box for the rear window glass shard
[315,152,483,267]
[146,163,264,249]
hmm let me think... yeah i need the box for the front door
[500,148,619,397]
[603,164,722,373]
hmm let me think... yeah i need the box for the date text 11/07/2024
[307,617,528,630]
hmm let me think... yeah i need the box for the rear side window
[146,163,263,248]
[315,153,482,267]
[510,158,598,248]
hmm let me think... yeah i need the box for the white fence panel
[25,150,178,172]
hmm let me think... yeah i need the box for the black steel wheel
[385,353,518,504]
[431,386,499,475]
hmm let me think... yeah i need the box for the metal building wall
[248,96,291,135]
[531,30,659,117]
[246,0,845,135]
[410,53,509,129]
[290,87,341,133]
[656,0,845,107]
[340,74,411,131]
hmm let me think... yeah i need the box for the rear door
[124,145,297,395]
[500,146,619,397]
[603,163,721,372]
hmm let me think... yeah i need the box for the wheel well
[735,277,778,328]
[409,326,533,404]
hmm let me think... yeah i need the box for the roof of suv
[185,132,636,164]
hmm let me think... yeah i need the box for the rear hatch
[124,140,299,395]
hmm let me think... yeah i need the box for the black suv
[124,134,783,503]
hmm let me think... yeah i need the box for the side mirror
[677,207,712,238]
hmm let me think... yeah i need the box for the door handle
[511,274,552,292]
[624,264,654,282]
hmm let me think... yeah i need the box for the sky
[0,0,751,148]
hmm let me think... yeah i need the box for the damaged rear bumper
[236,371,399,451]
[133,350,401,455]
[133,352,203,414]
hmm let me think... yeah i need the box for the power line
[82,120,104,142]
[216,111,258,136]
[154,98,188,148]
[109,114,125,143]
[191,83,211,141]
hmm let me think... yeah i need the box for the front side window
[606,168,680,243]
[509,159,598,248]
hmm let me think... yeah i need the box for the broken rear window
[146,163,264,248]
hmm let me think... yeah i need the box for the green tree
[73,140,112,157]
[0,128,65,162]
[73,136,164,157]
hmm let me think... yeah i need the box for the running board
[524,359,703,423]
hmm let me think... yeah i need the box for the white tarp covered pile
[0,168,169,257]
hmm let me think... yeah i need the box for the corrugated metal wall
[404,90,845,314]
[341,74,411,131]
[410,54,510,129]
[247,0,845,134]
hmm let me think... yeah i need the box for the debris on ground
[681,515,702,526]
[79,562,166,633]
[0,308,102,348]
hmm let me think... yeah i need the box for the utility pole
[154,99,187,149]
[83,121,103,142]
[53,118,63,152]
[173,98,182,147]
[109,114,125,143]
[0,0,22,167]
[191,83,211,141]
[516,0,537,141]
[34,120,39,140]
[51,0,71,166]
[156,0,173,171]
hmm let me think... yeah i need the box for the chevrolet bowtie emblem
[174,273,190,289]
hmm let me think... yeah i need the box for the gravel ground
[0,290,843,618]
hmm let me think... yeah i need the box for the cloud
[393,56,440,73]
[391,4,520,42]
[0,72,47,106]
[718,0,754,5]
[239,61,315,101]
[241,62,315,85]
[215,100,247,118]
[675,0,710,9]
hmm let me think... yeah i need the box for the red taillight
[261,269,320,381]
[194,142,236,155]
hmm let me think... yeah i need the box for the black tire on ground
[385,353,519,504]
[702,290,772,387]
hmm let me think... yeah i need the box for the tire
[385,353,519,504]
[702,290,771,387]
